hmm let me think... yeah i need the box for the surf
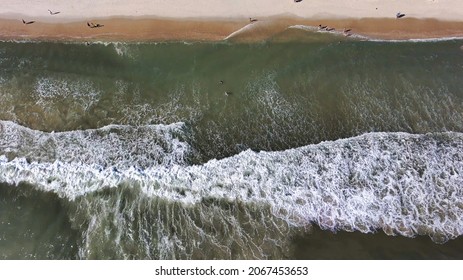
[1,121,462,245]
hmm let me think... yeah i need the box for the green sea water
[1,30,463,259]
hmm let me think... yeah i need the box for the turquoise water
[1,32,463,259]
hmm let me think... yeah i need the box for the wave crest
[1,121,463,243]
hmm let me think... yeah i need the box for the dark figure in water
[249,18,258,23]
[219,80,224,85]
[294,0,303,2]
[318,24,327,30]
[343,28,352,36]
[22,19,35,25]
[396,12,405,19]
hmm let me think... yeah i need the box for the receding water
[1,31,463,259]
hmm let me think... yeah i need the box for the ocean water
[1,31,463,259]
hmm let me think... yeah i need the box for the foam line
[1,121,463,243]
[0,120,190,169]
[224,23,259,40]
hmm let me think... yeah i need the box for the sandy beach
[1,0,463,41]
[2,0,463,21]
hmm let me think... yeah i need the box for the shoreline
[2,16,463,43]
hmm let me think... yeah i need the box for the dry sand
[2,0,463,21]
[1,0,463,41]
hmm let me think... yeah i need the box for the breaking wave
[1,120,463,245]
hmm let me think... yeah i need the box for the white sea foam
[247,71,293,118]
[112,42,135,58]
[368,37,463,43]
[0,121,463,243]
[339,76,463,132]
[0,120,190,170]
[224,23,259,40]
[288,25,318,32]
[35,77,101,112]
[116,84,203,126]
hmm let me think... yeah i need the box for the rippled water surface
[1,34,463,259]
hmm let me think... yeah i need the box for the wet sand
[1,17,463,42]
[0,18,245,42]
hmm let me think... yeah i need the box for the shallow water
[1,32,463,259]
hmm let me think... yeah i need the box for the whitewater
[1,120,462,249]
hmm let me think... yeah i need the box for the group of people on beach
[318,25,352,36]
[21,8,104,29]
[22,9,60,25]
[316,10,405,37]
[20,6,410,42]
[87,22,104,28]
